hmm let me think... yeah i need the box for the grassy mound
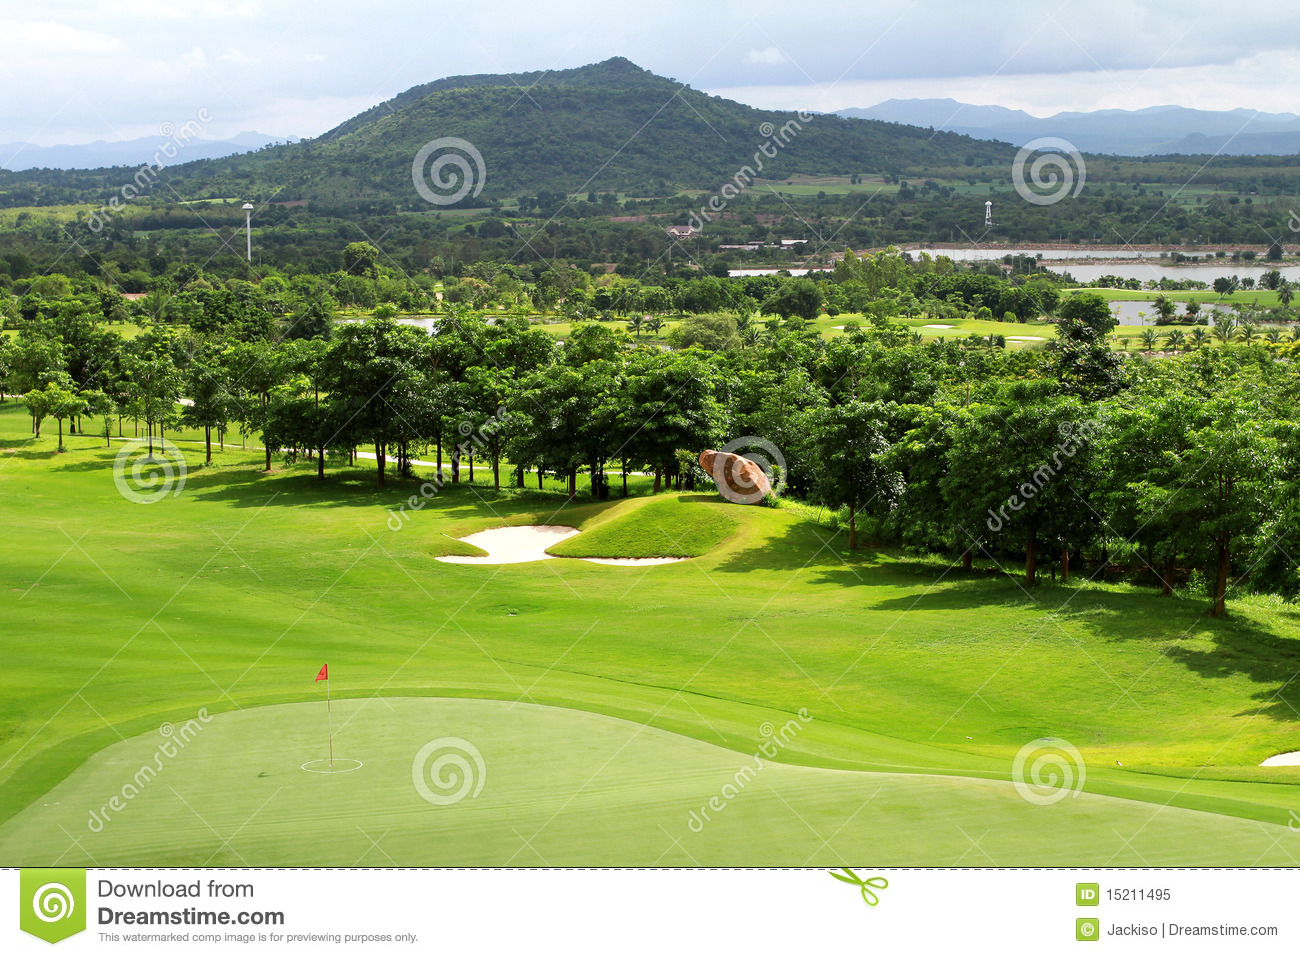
[547,496,738,558]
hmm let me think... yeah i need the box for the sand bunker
[435,525,686,566]
[1260,751,1300,767]
[922,323,954,329]
[1007,335,1046,341]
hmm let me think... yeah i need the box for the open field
[4,404,1300,865]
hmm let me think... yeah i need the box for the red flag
[315,663,328,682]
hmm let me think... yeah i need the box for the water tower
[984,201,993,227]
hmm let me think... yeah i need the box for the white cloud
[0,19,118,53]
[744,47,788,66]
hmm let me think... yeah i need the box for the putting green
[0,698,1295,867]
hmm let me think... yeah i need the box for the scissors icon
[829,868,888,906]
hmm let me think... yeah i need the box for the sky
[7,0,1300,145]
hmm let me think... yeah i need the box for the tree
[1049,293,1124,397]
[321,318,430,487]
[342,242,380,279]
[182,350,237,465]
[945,388,1101,586]
[121,335,182,458]
[810,401,898,549]
[675,312,739,351]
[770,278,823,322]
[25,378,80,450]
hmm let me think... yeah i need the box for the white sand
[435,525,686,566]
[1260,751,1300,766]
[923,324,954,328]
[1007,335,1046,341]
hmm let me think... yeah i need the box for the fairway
[2,698,1297,867]
[5,408,1300,866]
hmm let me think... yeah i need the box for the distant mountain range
[0,132,297,171]
[836,100,1300,156]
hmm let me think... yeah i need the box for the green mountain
[153,57,1012,207]
[0,58,1014,210]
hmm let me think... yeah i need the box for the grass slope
[546,496,739,558]
[3,404,1300,864]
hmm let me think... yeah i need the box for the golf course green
[4,405,1300,866]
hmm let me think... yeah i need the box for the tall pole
[326,673,333,767]
[242,203,254,263]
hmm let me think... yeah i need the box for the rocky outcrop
[698,449,771,505]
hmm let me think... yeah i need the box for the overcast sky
[7,0,1300,145]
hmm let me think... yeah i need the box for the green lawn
[547,496,738,558]
[3,404,1300,865]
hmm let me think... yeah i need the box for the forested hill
[1,57,1014,209]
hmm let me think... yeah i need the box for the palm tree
[1188,327,1209,349]
[1290,325,1300,342]
[740,326,760,348]
[1139,329,1158,351]
[1279,281,1294,307]
[1163,329,1187,351]
[644,315,664,336]
[1266,327,1283,343]
[1238,323,1260,343]
[1211,317,1236,343]
[626,315,644,338]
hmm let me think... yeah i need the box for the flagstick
[326,675,333,767]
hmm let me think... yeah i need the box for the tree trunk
[1060,545,1069,583]
[961,548,972,572]
[264,443,271,471]
[468,453,474,482]
[1211,542,1230,617]
[538,468,543,490]
[436,436,442,481]
[451,454,459,484]
[205,426,212,465]
[57,419,64,449]
[1162,551,1176,597]
[375,443,386,488]
[1025,531,1038,586]
[516,464,524,489]
[622,457,629,497]
[492,453,500,490]
[317,447,325,480]
[848,503,857,550]
[567,469,576,500]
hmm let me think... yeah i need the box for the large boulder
[699,449,771,505]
